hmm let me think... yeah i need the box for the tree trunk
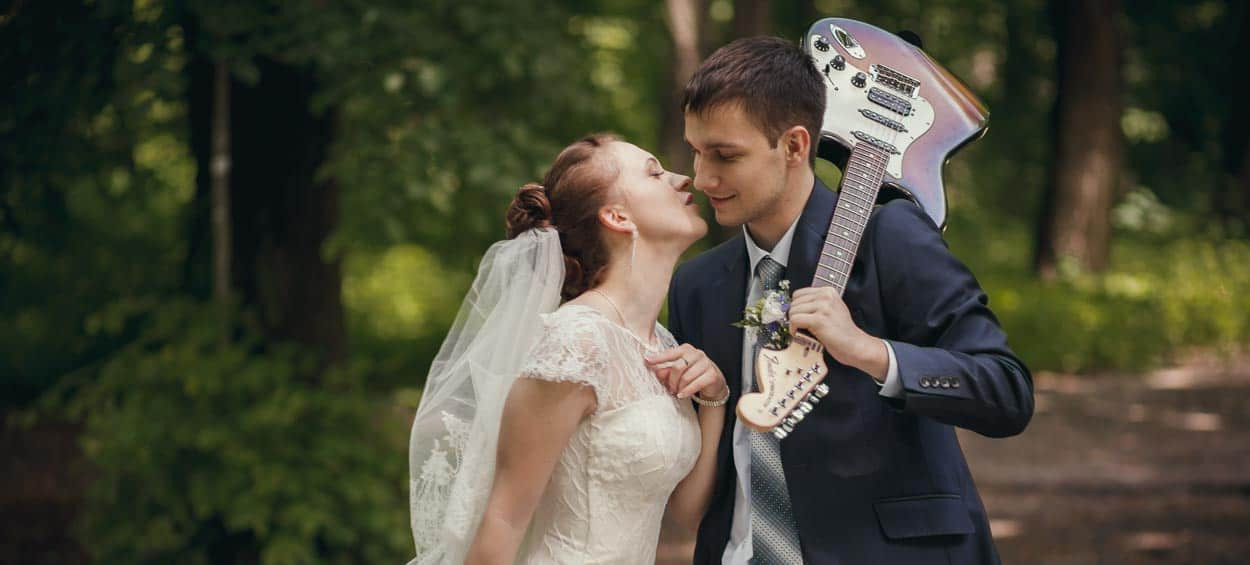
[1034,0,1124,279]
[210,61,231,308]
[188,47,346,368]
[662,0,734,243]
[228,58,345,368]
[1230,137,1250,236]
[662,0,703,178]
[732,0,771,38]
[1220,0,1250,237]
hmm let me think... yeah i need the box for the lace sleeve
[656,322,680,350]
[517,310,610,405]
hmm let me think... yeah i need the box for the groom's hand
[644,344,729,401]
[789,287,889,380]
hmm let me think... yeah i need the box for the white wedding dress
[410,302,701,564]
[511,305,701,564]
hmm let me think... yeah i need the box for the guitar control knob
[814,36,831,52]
[851,72,867,88]
[773,427,790,440]
[813,383,830,398]
[831,54,846,71]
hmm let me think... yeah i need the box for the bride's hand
[644,344,729,402]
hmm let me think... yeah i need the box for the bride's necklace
[589,289,659,351]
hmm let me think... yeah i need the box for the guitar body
[738,18,990,437]
[805,17,989,229]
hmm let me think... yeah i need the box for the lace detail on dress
[507,305,700,564]
[518,309,612,405]
[517,305,677,413]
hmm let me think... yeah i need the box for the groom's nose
[692,169,716,193]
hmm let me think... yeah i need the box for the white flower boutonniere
[732,279,793,350]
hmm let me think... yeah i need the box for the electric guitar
[737,18,990,438]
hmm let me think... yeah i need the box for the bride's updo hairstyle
[505,133,621,301]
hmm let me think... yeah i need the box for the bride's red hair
[505,133,620,301]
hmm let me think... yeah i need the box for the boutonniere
[732,279,792,350]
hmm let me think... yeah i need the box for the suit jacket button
[920,377,931,388]
[951,379,961,388]
[940,378,951,388]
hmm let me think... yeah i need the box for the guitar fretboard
[812,143,890,296]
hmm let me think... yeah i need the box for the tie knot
[756,256,785,291]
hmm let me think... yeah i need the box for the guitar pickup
[859,108,907,132]
[868,87,912,116]
[852,131,901,155]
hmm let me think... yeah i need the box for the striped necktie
[749,256,804,564]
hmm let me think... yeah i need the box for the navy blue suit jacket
[668,180,1033,564]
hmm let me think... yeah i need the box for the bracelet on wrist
[692,386,730,407]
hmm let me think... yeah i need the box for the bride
[407,133,728,564]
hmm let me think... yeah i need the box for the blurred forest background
[3,0,1249,563]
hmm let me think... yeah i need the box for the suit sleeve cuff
[877,339,904,399]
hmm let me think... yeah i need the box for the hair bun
[505,182,553,238]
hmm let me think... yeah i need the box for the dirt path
[961,351,1250,564]
[5,353,1248,564]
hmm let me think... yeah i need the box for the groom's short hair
[683,36,826,166]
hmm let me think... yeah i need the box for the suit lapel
[708,239,749,399]
[786,179,838,290]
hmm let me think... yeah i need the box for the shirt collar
[743,215,800,276]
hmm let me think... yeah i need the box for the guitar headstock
[737,333,830,439]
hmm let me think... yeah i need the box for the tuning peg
[779,421,794,434]
[812,383,830,398]
[790,409,807,423]
[773,427,789,440]
[797,401,814,415]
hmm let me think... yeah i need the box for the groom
[667,37,1033,564]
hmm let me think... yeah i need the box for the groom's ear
[780,125,811,168]
[598,204,636,235]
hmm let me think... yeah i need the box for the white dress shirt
[722,220,902,564]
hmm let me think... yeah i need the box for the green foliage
[0,0,195,405]
[54,299,409,564]
[952,228,1250,373]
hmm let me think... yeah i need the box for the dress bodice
[514,305,701,564]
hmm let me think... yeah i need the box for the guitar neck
[812,143,890,296]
